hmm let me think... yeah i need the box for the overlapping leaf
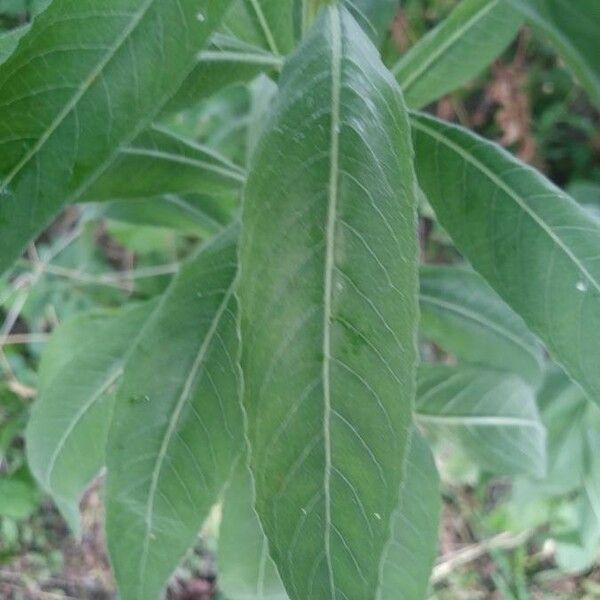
[106,227,243,600]
[0,0,232,277]
[26,302,155,535]
[420,265,544,385]
[416,364,546,477]
[394,0,522,109]
[240,7,419,599]
[412,112,600,405]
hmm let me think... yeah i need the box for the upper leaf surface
[394,0,522,109]
[420,265,544,385]
[0,0,231,277]
[417,364,546,477]
[240,7,419,599]
[412,112,600,405]
[507,0,600,107]
[26,301,155,535]
[106,227,243,600]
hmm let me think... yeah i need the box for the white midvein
[0,0,156,193]
[393,0,500,85]
[323,6,342,597]
[412,117,600,295]
[248,0,280,56]
[137,280,237,591]
[415,413,543,430]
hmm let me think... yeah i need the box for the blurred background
[0,0,599,598]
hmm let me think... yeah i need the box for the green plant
[0,0,599,598]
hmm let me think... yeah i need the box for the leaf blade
[240,7,419,599]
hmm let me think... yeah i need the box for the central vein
[323,5,342,597]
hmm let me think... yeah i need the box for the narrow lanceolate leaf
[416,364,546,477]
[378,432,441,600]
[393,0,522,109]
[420,266,544,386]
[219,434,440,600]
[0,0,232,277]
[164,0,295,115]
[506,0,600,108]
[26,302,155,535]
[219,462,288,600]
[81,126,245,202]
[99,193,237,237]
[240,7,419,600]
[412,112,600,405]
[106,227,243,600]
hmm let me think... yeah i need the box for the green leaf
[341,0,398,43]
[536,366,589,495]
[219,433,440,600]
[378,432,441,600]
[506,0,600,107]
[411,112,600,405]
[419,265,544,385]
[99,193,237,238]
[393,0,522,109]
[239,7,419,600]
[416,364,546,477]
[81,126,245,202]
[0,475,40,520]
[219,462,288,600]
[26,302,155,535]
[0,0,232,277]
[106,227,243,600]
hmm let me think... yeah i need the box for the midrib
[322,5,342,596]
[1,0,156,193]
[137,280,237,593]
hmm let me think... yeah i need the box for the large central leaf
[0,0,232,277]
[239,7,419,600]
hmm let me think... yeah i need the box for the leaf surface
[26,302,155,534]
[412,112,600,405]
[394,0,521,109]
[416,364,546,477]
[420,265,543,385]
[240,7,419,599]
[106,227,243,600]
[81,126,245,202]
[507,0,600,107]
[0,0,231,277]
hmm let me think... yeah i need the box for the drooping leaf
[0,0,232,277]
[219,462,289,600]
[98,193,237,238]
[81,126,245,202]
[378,431,441,600]
[106,227,243,600]
[393,0,522,109]
[411,112,600,405]
[416,364,546,477]
[219,432,440,600]
[239,7,419,600]
[506,0,600,107]
[419,265,544,386]
[26,302,155,535]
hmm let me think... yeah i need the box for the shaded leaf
[419,265,544,385]
[394,0,522,109]
[240,7,419,599]
[416,364,546,477]
[81,126,245,202]
[412,112,600,405]
[106,227,243,600]
[26,302,156,534]
[0,0,232,277]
